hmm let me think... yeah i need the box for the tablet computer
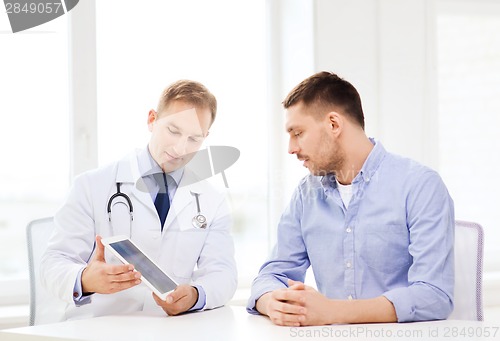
[101,235,178,300]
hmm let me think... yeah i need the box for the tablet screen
[109,239,177,294]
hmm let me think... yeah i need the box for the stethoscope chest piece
[192,214,207,229]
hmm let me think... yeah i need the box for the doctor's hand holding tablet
[100,234,200,315]
[40,80,237,321]
[84,233,200,315]
[81,235,142,295]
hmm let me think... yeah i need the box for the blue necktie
[154,172,170,230]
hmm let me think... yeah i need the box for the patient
[247,71,455,325]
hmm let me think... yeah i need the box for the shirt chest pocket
[359,224,411,274]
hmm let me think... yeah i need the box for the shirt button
[346,227,352,233]
[348,295,353,300]
[346,262,352,268]
[73,292,78,298]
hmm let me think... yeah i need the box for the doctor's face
[148,101,211,173]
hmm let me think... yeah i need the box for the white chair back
[448,220,484,321]
[26,217,67,325]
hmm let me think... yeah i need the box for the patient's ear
[327,111,343,136]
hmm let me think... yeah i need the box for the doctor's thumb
[94,235,106,262]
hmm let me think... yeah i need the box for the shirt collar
[137,146,184,187]
[357,138,386,183]
[320,138,386,188]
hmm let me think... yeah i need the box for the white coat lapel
[115,151,156,215]
[163,170,204,232]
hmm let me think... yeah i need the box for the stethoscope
[107,183,207,229]
[107,183,134,222]
[190,191,207,229]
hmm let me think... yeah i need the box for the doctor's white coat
[40,150,237,321]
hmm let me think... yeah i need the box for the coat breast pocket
[172,229,209,279]
[359,224,411,274]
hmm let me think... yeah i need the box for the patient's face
[285,103,345,176]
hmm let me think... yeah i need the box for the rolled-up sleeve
[383,170,454,322]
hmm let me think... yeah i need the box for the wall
[313,0,438,168]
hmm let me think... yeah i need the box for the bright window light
[0,15,69,279]
[95,0,269,286]
[437,1,500,271]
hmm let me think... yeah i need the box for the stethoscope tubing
[107,182,134,221]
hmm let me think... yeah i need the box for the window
[95,0,268,286]
[436,0,500,271]
[0,15,69,284]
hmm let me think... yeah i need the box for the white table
[0,305,497,341]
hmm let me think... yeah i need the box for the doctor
[41,80,237,320]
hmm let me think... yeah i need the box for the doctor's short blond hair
[156,80,217,125]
